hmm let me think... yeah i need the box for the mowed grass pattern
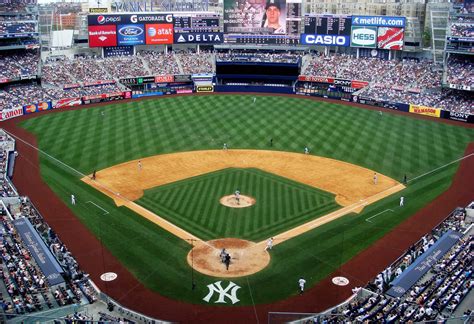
[17,95,474,305]
[137,168,340,241]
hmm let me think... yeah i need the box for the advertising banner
[174,75,192,82]
[89,8,108,13]
[409,104,441,118]
[145,24,174,44]
[23,104,37,114]
[300,34,350,46]
[88,25,117,47]
[298,75,334,83]
[177,89,193,94]
[444,111,473,123]
[37,101,52,111]
[88,14,173,26]
[196,85,214,92]
[155,75,174,83]
[377,27,404,50]
[351,26,377,48]
[53,98,82,109]
[387,230,461,298]
[448,84,472,91]
[0,107,23,121]
[174,32,223,44]
[84,80,115,87]
[13,218,65,286]
[352,16,406,28]
[63,83,81,90]
[351,80,369,89]
[0,78,11,84]
[117,24,145,45]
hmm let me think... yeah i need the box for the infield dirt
[82,149,404,277]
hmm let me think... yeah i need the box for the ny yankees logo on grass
[203,281,241,304]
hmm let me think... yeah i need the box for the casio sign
[302,34,349,46]
[119,26,143,36]
[351,28,376,46]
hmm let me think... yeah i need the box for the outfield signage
[88,14,173,26]
[444,111,473,123]
[0,107,23,121]
[174,32,223,44]
[377,27,404,50]
[117,24,145,45]
[298,75,335,83]
[300,34,350,46]
[448,84,471,91]
[352,15,405,28]
[89,8,108,13]
[351,26,377,48]
[196,85,214,92]
[409,104,441,118]
[53,98,82,109]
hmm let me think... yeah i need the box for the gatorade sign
[351,26,377,48]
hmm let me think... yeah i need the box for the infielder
[400,196,404,207]
[304,146,309,155]
[138,160,142,171]
[265,237,274,251]
[373,173,378,185]
[223,143,228,150]
[71,194,76,205]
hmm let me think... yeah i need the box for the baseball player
[298,277,306,294]
[400,196,404,207]
[304,146,309,155]
[253,97,256,104]
[71,194,76,205]
[373,173,378,185]
[224,253,231,270]
[265,237,274,251]
[92,170,96,180]
[234,189,240,205]
[138,160,142,171]
[223,143,228,151]
[379,110,383,116]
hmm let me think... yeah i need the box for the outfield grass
[18,95,474,305]
[137,168,340,241]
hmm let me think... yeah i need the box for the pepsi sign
[350,26,377,48]
[300,34,350,46]
[117,24,145,45]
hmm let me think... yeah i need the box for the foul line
[365,209,393,223]
[408,153,474,183]
[86,201,109,215]
[4,130,87,178]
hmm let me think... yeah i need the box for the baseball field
[10,94,474,311]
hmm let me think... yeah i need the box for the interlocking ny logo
[203,281,241,304]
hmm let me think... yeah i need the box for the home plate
[100,272,118,282]
[332,276,349,286]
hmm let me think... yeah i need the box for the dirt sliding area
[82,150,404,277]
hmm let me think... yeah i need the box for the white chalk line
[408,153,474,183]
[86,201,109,215]
[365,209,394,223]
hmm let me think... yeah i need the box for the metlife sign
[351,26,377,48]
[352,16,405,28]
[300,34,350,46]
[174,32,223,44]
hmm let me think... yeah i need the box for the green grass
[18,95,474,305]
[137,168,340,241]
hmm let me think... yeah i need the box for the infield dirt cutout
[82,150,404,277]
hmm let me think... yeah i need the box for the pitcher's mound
[187,238,270,278]
[219,195,256,208]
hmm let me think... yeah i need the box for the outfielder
[400,196,404,207]
[298,277,306,294]
[71,194,76,205]
[265,237,274,251]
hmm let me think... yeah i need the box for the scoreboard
[304,15,351,36]
[174,14,220,33]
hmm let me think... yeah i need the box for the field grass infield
[17,94,474,305]
[137,167,340,241]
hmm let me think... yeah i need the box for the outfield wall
[0,87,472,124]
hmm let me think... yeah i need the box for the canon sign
[351,27,377,47]
[300,34,350,46]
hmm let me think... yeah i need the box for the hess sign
[351,27,377,48]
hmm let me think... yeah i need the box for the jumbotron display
[223,0,302,45]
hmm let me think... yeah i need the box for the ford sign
[351,27,377,47]
[300,34,350,46]
[119,26,143,36]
